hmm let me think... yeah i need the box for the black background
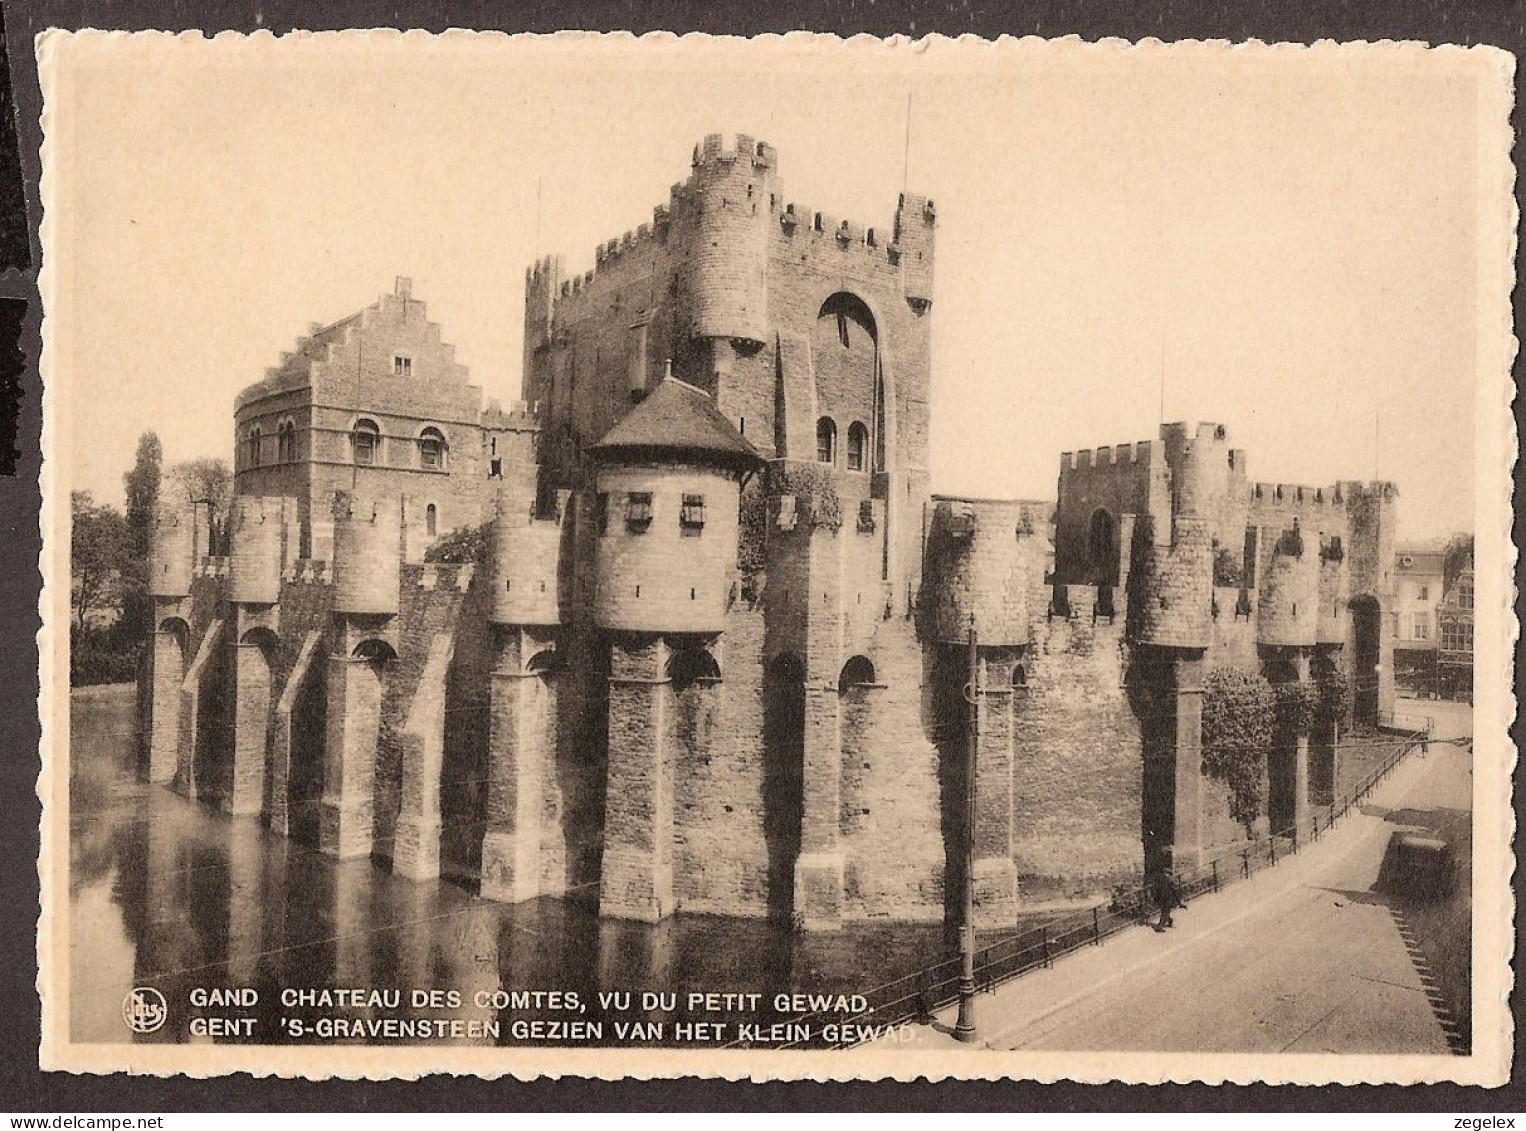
[1,0,1522,1112]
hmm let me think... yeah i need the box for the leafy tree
[424,522,490,564]
[167,457,231,552]
[71,490,128,634]
[1442,533,1474,595]
[1201,666,1275,833]
[119,431,162,640]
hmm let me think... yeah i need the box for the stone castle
[141,134,1398,929]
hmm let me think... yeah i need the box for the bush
[424,523,491,564]
[71,626,141,686]
[1201,667,1275,832]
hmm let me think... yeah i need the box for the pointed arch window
[247,425,263,468]
[277,419,297,462]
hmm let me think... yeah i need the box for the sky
[44,33,1496,539]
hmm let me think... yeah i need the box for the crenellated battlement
[481,397,543,430]
[690,132,779,176]
[1060,441,1155,472]
[1249,481,1344,508]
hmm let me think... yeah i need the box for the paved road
[890,706,1469,1055]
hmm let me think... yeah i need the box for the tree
[166,457,231,553]
[71,490,128,634]
[119,431,161,640]
[1443,533,1475,595]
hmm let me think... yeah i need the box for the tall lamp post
[954,614,979,1042]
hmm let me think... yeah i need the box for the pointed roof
[589,376,763,471]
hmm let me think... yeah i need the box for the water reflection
[70,687,958,1046]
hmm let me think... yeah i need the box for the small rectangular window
[1417,584,1429,601]
[680,493,705,530]
[626,491,653,531]
[393,355,413,377]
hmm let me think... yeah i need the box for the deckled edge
[29,26,1520,1087]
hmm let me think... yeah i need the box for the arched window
[846,422,869,472]
[1012,665,1029,698]
[248,425,263,468]
[838,655,877,692]
[666,648,721,693]
[816,417,837,465]
[352,419,380,466]
[419,426,446,471]
[277,419,297,462]
[425,503,438,536]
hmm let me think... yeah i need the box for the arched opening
[665,647,720,693]
[418,426,447,471]
[838,654,877,693]
[812,293,879,474]
[351,418,380,466]
[815,417,837,465]
[1011,664,1028,697]
[846,421,869,472]
[762,652,805,923]
[1350,594,1381,729]
[247,425,263,469]
[1088,507,1117,586]
[232,627,280,817]
[352,638,398,663]
[526,649,559,677]
[425,503,438,537]
[277,418,297,463]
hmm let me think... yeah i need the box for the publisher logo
[123,987,168,1034]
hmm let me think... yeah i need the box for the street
[889,699,1471,1054]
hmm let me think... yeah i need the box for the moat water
[69,685,974,1047]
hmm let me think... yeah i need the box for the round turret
[923,498,1033,646]
[148,504,196,598]
[688,133,772,346]
[587,375,762,635]
[593,462,740,634]
[491,488,562,626]
[1257,525,1320,647]
[227,496,284,605]
[332,496,401,616]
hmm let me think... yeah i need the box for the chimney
[395,276,413,300]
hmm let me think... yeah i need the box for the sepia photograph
[36,30,1515,1083]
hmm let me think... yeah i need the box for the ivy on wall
[1313,654,1351,726]
[1201,666,1275,832]
[1274,680,1319,737]
[769,461,842,530]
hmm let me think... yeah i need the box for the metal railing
[731,715,1434,1050]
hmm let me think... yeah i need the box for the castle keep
[142,135,1398,929]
